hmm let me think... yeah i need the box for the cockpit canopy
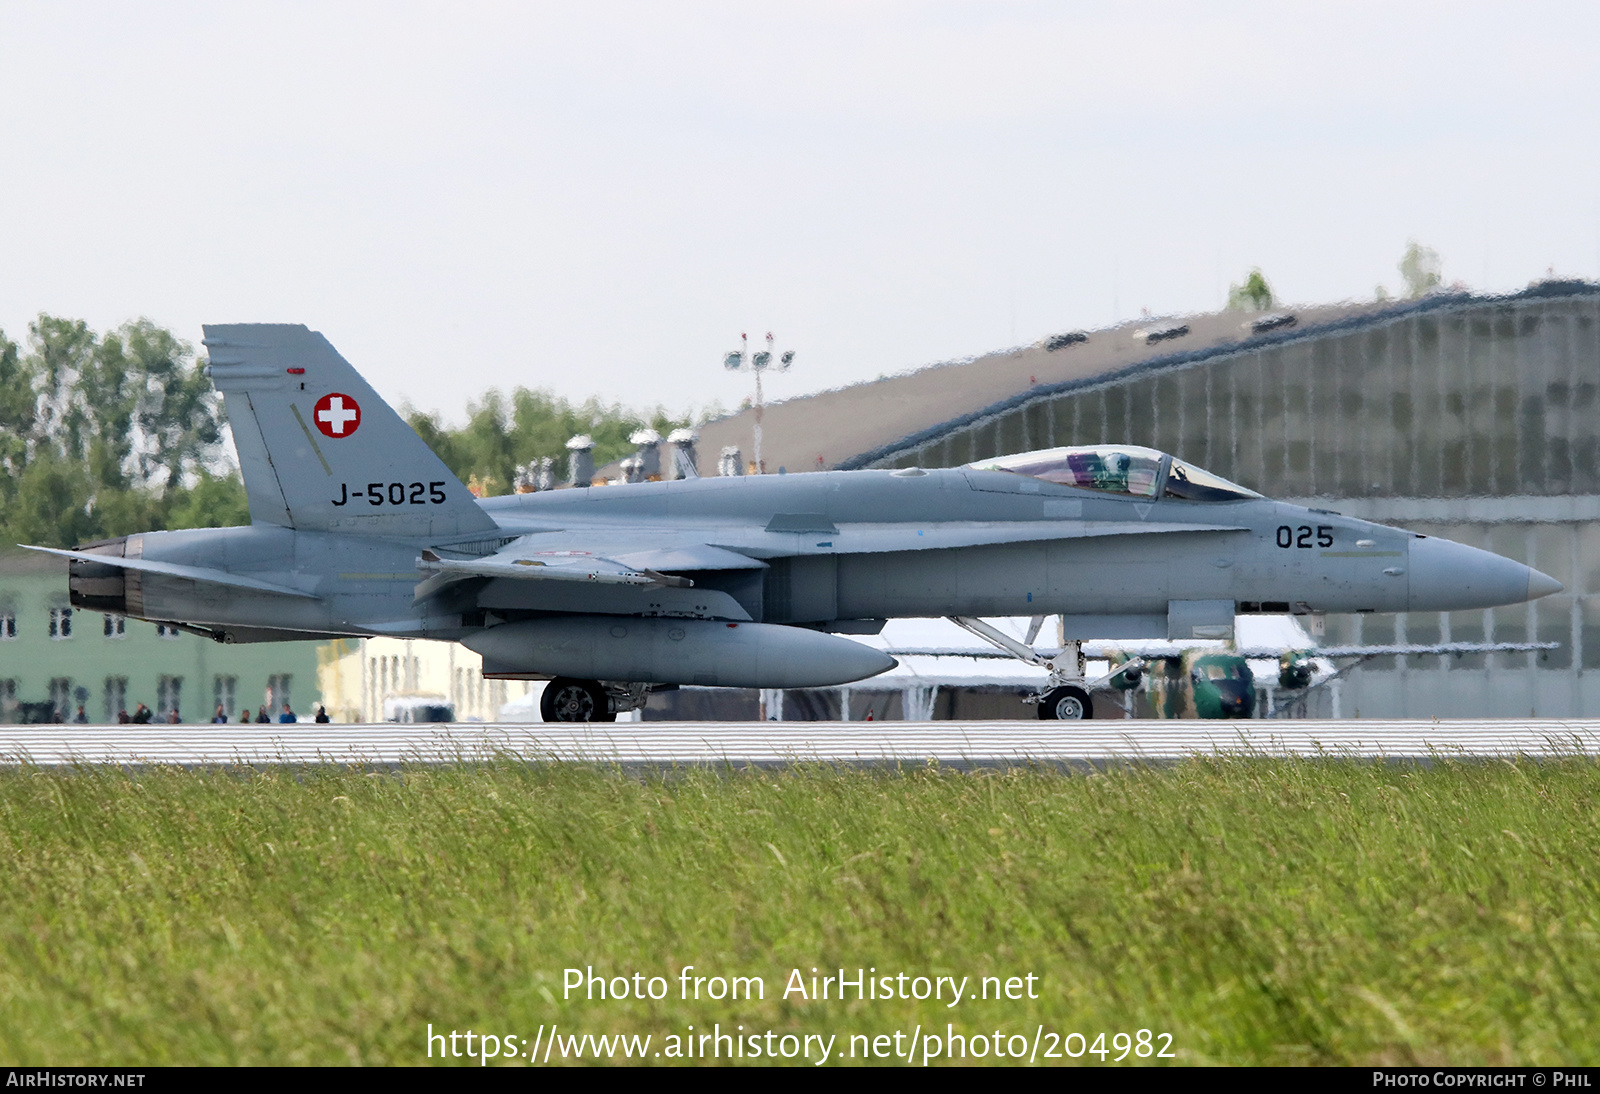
[966,445,1262,502]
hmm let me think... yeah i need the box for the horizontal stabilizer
[21,545,320,599]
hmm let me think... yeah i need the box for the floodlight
[721,330,795,474]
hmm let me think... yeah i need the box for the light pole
[723,331,794,473]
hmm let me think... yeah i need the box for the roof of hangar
[678,280,1600,477]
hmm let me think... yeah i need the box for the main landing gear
[539,678,652,723]
[540,678,612,722]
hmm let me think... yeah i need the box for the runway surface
[2,720,1600,767]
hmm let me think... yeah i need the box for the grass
[0,757,1597,1065]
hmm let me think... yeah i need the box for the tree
[100,320,225,491]
[163,471,251,530]
[0,330,30,514]
[405,388,696,494]
[1399,241,1442,298]
[0,315,234,547]
[1227,268,1275,311]
[7,449,100,548]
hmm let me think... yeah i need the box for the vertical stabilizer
[202,324,499,540]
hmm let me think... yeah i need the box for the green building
[0,549,322,724]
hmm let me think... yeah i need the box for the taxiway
[0,720,1598,768]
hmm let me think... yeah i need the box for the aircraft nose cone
[1407,536,1557,612]
[1527,568,1564,601]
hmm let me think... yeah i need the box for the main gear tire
[540,678,616,723]
[1037,685,1093,720]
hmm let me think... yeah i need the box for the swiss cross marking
[314,393,361,438]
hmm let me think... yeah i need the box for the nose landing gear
[947,616,1144,721]
[1038,684,1093,721]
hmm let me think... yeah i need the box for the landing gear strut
[947,617,1142,721]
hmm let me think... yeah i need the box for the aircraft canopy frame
[967,445,1262,502]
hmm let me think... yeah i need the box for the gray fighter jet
[29,325,1563,722]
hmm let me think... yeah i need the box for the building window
[0,612,16,640]
[104,614,126,638]
[157,676,182,722]
[0,679,16,719]
[48,678,72,720]
[266,674,292,718]
[48,608,72,640]
[213,675,237,720]
[156,624,181,640]
[103,676,128,723]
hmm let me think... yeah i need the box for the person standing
[278,705,295,724]
[314,706,330,724]
[212,705,228,724]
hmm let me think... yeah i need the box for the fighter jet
[28,324,1564,722]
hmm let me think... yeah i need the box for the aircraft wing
[1236,641,1559,658]
[421,547,662,587]
[20,545,321,599]
[438,531,768,571]
[412,533,768,603]
[886,643,1190,659]
[884,641,1560,659]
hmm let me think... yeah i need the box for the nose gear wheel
[1038,684,1094,720]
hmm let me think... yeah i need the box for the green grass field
[0,757,1596,1066]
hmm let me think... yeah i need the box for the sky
[1,1,1597,424]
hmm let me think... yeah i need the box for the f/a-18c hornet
[27,325,1563,722]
